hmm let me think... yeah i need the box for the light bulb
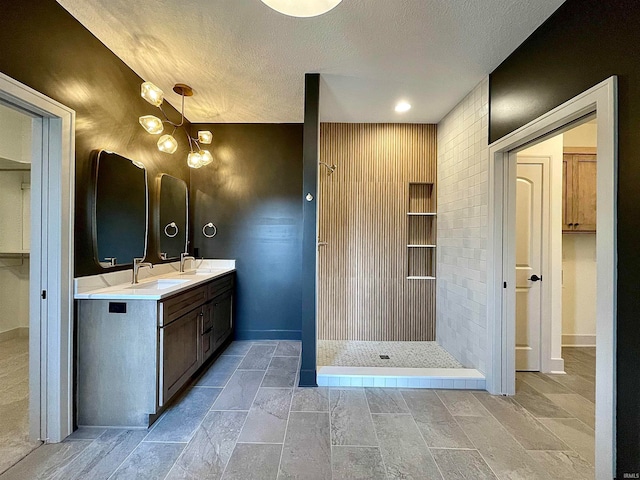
[138,115,164,134]
[198,130,213,144]
[187,151,203,168]
[395,101,411,113]
[141,81,164,107]
[157,134,178,154]
[200,150,213,166]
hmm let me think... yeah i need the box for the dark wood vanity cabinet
[77,271,235,428]
[159,273,235,406]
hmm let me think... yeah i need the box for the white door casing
[515,158,549,371]
[0,72,75,443]
[487,76,617,479]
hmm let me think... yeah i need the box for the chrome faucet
[180,252,195,273]
[132,257,153,284]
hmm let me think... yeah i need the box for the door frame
[487,76,617,478]
[0,72,75,443]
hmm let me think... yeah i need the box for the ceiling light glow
[395,102,411,113]
[260,0,342,17]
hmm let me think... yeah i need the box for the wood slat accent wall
[318,123,437,341]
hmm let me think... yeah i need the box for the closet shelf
[0,251,29,257]
[407,276,436,280]
[407,244,436,248]
[406,212,436,216]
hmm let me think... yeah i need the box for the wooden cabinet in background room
[563,149,597,232]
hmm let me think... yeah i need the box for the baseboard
[0,326,29,343]
[234,329,302,341]
[562,334,596,347]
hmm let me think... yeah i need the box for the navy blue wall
[489,0,640,474]
[190,123,303,340]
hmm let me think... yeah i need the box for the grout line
[236,441,285,445]
[328,388,334,478]
[275,383,294,477]
[428,447,478,451]
[141,440,189,444]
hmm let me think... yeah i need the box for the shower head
[319,162,337,175]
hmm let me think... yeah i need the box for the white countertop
[74,259,235,300]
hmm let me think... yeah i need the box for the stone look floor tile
[329,389,378,446]
[238,388,292,443]
[517,372,572,395]
[401,390,474,448]
[527,450,594,479]
[279,412,331,480]
[430,448,498,480]
[146,387,222,442]
[166,410,247,480]
[436,390,489,417]
[365,388,409,414]
[371,413,442,479]
[262,356,299,388]
[512,381,573,419]
[290,387,329,412]
[222,341,254,356]
[211,370,265,411]
[543,393,595,429]
[0,441,91,480]
[274,341,302,357]
[222,443,281,480]
[110,442,184,479]
[49,429,148,480]
[196,355,243,387]
[473,392,569,451]
[332,446,387,480]
[238,344,276,370]
[455,416,552,479]
[538,418,595,466]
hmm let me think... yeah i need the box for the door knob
[529,274,541,282]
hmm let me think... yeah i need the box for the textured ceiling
[57,0,564,123]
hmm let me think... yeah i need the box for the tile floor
[317,340,463,368]
[1,343,595,479]
[0,337,42,474]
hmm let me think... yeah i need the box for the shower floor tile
[317,340,463,368]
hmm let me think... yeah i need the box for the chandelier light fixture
[260,0,342,17]
[138,81,213,169]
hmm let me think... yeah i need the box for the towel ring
[203,222,217,238]
[164,222,179,238]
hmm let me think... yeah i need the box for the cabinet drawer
[159,286,207,326]
[207,274,234,300]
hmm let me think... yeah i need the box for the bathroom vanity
[74,263,235,428]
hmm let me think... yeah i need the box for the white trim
[487,76,616,478]
[0,72,75,443]
[562,334,597,347]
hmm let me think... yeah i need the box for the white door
[515,160,544,371]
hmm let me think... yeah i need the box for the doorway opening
[512,117,597,469]
[487,77,616,478]
[0,100,40,472]
[0,72,75,472]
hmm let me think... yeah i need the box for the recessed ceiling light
[395,101,411,113]
[261,0,342,18]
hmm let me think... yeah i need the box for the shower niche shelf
[407,183,436,280]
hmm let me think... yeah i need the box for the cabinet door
[200,302,214,364]
[160,308,200,405]
[212,291,233,348]
[573,154,597,232]
[562,154,574,231]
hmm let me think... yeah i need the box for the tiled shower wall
[436,78,489,373]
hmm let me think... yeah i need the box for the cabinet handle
[202,327,212,334]
[574,223,580,227]
[568,223,574,226]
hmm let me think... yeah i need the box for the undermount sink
[127,279,190,290]
[180,269,218,275]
